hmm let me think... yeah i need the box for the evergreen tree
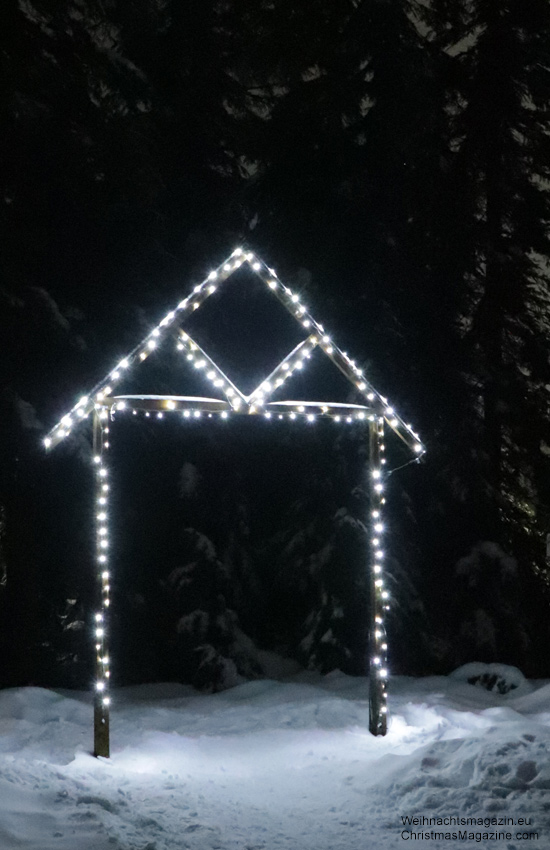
[436,1,550,565]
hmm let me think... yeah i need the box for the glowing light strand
[250,261,424,455]
[95,394,377,422]
[43,245,424,458]
[246,335,320,407]
[93,411,111,756]
[176,331,247,411]
[43,251,245,449]
[369,416,389,735]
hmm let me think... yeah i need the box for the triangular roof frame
[43,246,425,456]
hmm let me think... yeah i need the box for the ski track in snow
[1,673,550,849]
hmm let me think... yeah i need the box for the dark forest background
[2,0,550,691]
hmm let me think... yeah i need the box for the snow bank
[450,662,533,696]
[0,672,549,849]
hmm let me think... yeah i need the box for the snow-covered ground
[1,667,549,849]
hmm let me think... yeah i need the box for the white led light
[379,669,388,678]
[78,396,88,407]
[183,410,190,418]
[252,262,261,271]
[103,697,110,706]
[96,628,104,637]
[374,523,384,532]
[414,443,423,453]
[99,468,108,477]
[372,470,381,479]
[268,280,277,290]
[166,400,176,410]
[147,340,156,349]
[102,571,109,580]
[112,371,120,380]
[221,411,228,419]
[96,681,105,691]
[291,294,299,303]
[374,483,383,492]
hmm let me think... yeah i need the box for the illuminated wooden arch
[43,246,425,756]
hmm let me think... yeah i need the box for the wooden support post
[93,410,111,758]
[368,416,388,736]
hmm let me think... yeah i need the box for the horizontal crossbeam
[97,394,376,422]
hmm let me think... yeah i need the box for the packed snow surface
[1,669,549,849]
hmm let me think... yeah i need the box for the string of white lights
[92,412,111,745]
[43,245,425,457]
[369,416,389,734]
[176,331,247,411]
[247,257,424,455]
[246,335,319,409]
[97,394,380,423]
